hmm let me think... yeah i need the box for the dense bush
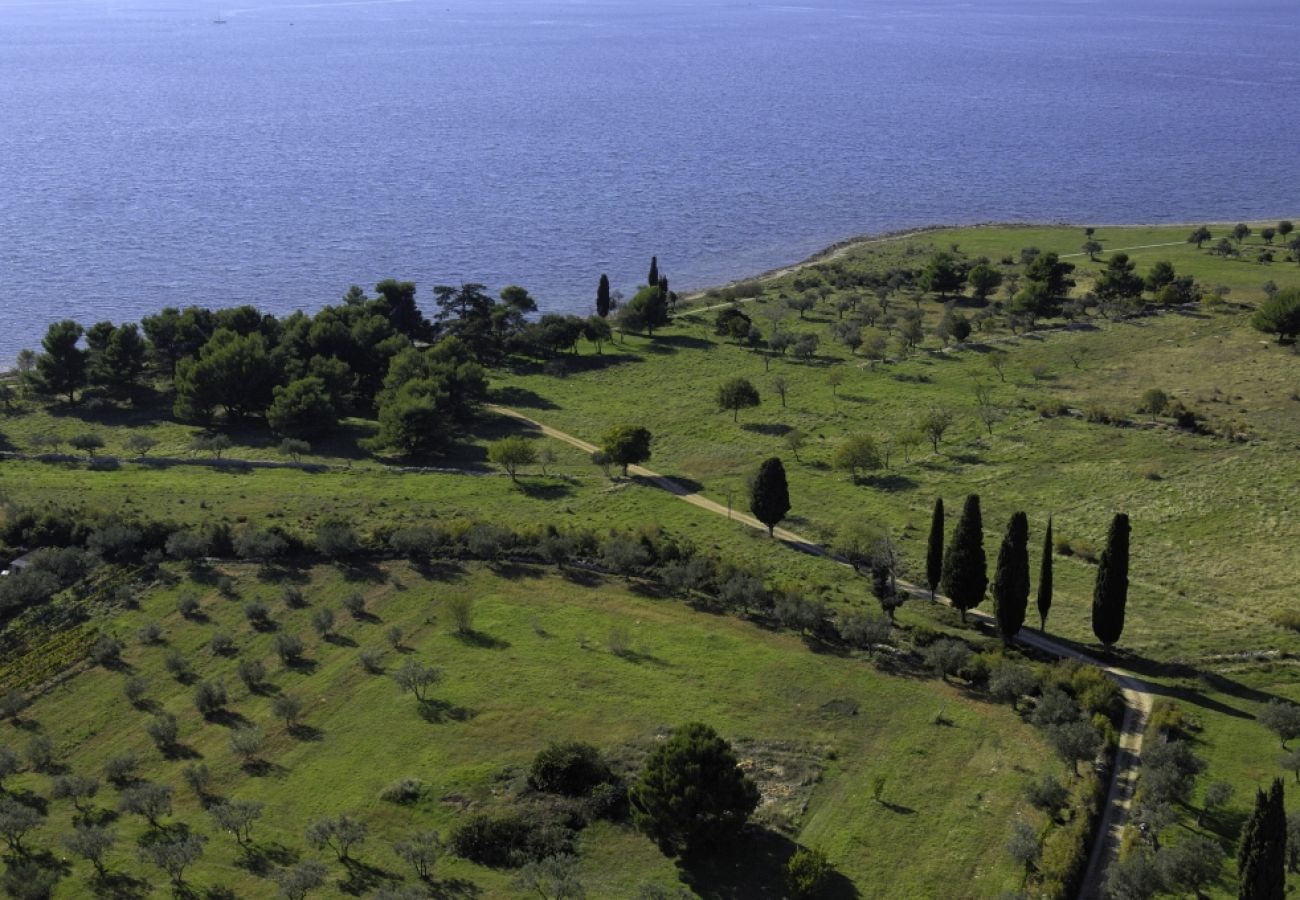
[448,810,574,868]
[528,742,613,797]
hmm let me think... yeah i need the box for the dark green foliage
[940,494,987,621]
[267,376,338,438]
[87,321,148,396]
[1258,700,1300,748]
[1038,517,1053,631]
[448,810,574,868]
[992,511,1030,641]
[374,279,432,342]
[1238,779,1286,900]
[1047,721,1102,776]
[528,742,613,797]
[372,340,489,455]
[618,285,670,335]
[1187,225,1212,248]
[648,256,659,287]
[748,457,791,537]
[1250,287,1300,341]
[35,319,86,403]
[1091,513,1131,650]
[1025,774,1069,814]
[919,251,966,297]
[925,498,944,597]
[596,274,611,318]
[1094,253,1145,301]
[629,722,759,857]
[716,376,760,422]
[966,263,1003,301]
[173,328,278,421]
[922,639,970,682]
[599,425,652,476]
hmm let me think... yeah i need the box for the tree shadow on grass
[740,422,793,437]
[863,473,918,492]
[488,385,560,410]
[414,560,468,583]
[516,479,576,501]
[234,841,298,877]
[453,630,510,650]
[288,724,324,742]
[338,858,400,896]
[678,828,858,899]
[418,699,474,724]
[255,564,311,585]
[488,560,546,581]
[560,566,602,588]
[203,709,250,729]
[430,877,482,899]
[91,870,151,900]
[325,633,359,648]
[340,560,386,585]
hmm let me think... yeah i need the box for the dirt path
[490,404,1152,898]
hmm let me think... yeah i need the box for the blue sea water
[2,0,1298,363]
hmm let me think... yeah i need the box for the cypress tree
[658,275,669,302]
[648,256,659,287]
[597,274,611,318]
[925,498,944,599]
[1238,778,1286,900]
[1037,517,1054,631]
[992,512,1030,642]
[1091,513,1131,651]
[940,494,987,623]
[748,457,791,538]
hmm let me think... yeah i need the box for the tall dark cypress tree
[648,256,659,287]
[1037,517,1054,631]
[992,512,1030,642]
[1238,778,1286,900]
[748,457,791,538]
[926,498,945,599]
[1091,513,1131,651]
[940,494,987,623]
[597,274,611,318]
[659,275,670,302]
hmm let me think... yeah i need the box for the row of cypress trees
[926,495,1131,649]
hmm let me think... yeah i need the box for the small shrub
[164,648,192,681]
[274,633,305,665]
[237,657,267,692]
[529,742,612,797]
[230,727,264,763]
[243,599,272,629]
[786,847,832,899]
[606,625,633,657]
[379,778,424,804]
[216,576,238,598]
[359,647,385,674]
[124,676,149,707]
[25,734,56,772]
[90,635,123,666]
[209,630,237,656]
[146,713,179,751]
[1271,609,1300,633]
[282,585,307,609]
[1025,774,1070,814]
[445,595,474,634]
[193,680,228,718]
[385,625,404,649]
[137,621,164,645]
[176,593,201,618]
[103,751,140,785]
[342,591,366,618]
[1070,540,1098,563]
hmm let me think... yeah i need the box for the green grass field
[4,563,1062,898]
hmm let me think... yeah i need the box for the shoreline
[682,216,1299,302]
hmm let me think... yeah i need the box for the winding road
[490,404,1153,900]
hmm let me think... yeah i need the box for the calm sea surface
[2,0,1298,362]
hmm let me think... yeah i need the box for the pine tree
[597,274,611,318]
[926,498,944,599]
[993,512,1030,642]
[1238,778,1286,900]
[1091,513,1131,651]
[1038,517,1054,631]
[748,457,791,537]
[940,494,987,622]
[648,256,659,287]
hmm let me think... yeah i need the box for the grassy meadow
[4,563,1061,898]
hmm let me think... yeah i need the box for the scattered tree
[488,436,538,483]
[919,405,954,452]
[600,425,652,476]
[1258,699,1300,748]
[832,434,882,483]
[138,831,206,887]
[393,830,442,881]
[1250,287,1300,342]
[717,377,760,422]
[306,814,368,861]
[63,823,116,877]
[1238,779,1286,900]
[210,799,264,846]
[393,658,441,703]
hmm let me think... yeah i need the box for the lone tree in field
[1238,779,1286,900]
[487,436,537,484]
[832,434,882,483]
[1233,222,1252,244]
[941,494,988,623]
[1187,226,1212,249]
[717,377,760,422]
[1091,513,1131,651]
[748,457,791,537]
[600,425,652,476]
[1258,699,1300,749]
[926,498,944,599]
[992,512,1030,642]
[1250,287,1300,342]
[1037,517,1053,631]
[36,320,87,403]
[629,722,760,858]
[596,273,611,318]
